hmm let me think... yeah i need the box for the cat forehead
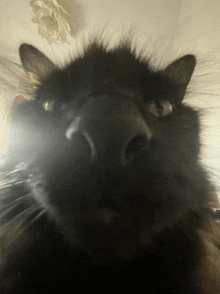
[37,59,171,106]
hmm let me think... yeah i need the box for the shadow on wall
[29,0,84,45]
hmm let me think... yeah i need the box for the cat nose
[65,95,152,166]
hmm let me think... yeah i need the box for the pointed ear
[19,44,56,91]
[163,54,196,101]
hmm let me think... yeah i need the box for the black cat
[0,40,220,293]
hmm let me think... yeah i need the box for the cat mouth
[77,203,162,260]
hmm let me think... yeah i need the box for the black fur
[0,41,219,293]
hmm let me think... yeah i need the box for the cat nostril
[125,133,149,161]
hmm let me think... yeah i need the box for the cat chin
[56,203,188,262]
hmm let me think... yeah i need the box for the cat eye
[43,102,71,118]
[146,99,173,117]
[43,101,54,112]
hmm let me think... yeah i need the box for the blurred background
[0,0,220,195]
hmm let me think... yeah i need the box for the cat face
[3,42,211,260]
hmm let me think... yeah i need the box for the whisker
[0,194,33,213]
[5,193,32,203]
[0,207,45,247]
[1,180,26,188]
[0,193,32,203]
[0,201,25,216]
[28,209,46,226]
[1,169,21,176]
[9,207,45,238]
[1,204,40,230]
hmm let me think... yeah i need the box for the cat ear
[163,55,196,101]
[19,44,56,91]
